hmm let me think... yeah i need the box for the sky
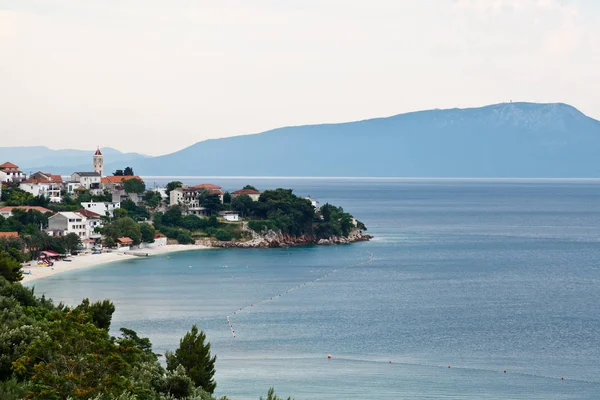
[1,0,599,156]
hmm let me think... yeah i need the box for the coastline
[21,244,210,284]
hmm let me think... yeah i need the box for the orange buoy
[448,365,451,369]
[504,370,506,374]
[327,354,332,359]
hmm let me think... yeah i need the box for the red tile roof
[76,209,102,219]
[117,237,133,243]
[94,148,102,156]
[0,162,18,169]
[192,183,221,190]
[0,206,53,214]
[232,189,261,195]
[21,175,63,184]
[0,232,19,239]
[101,175,144,184]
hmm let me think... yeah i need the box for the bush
[176,232,195,244]
[215,230,233,241]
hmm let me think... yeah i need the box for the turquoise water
[28,179,600,399]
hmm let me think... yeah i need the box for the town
[0,149,367,270]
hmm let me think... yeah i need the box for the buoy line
[226,252,375,338]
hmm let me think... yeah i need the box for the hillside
[0,146,148,175]
[129,102,600,178]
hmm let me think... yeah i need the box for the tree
[114,207,129,219]
[63,232,81,254]
[198,190,222,215]
[143,191,162,209]
[162,206,183,227]
[165,325,216,394]
[124,167,134,176]
[243,185,258,191]
[140,223,156,243]
[223,192,231,204]
[103,217,142,245]
[114,169,124,176]
[232,194,254,217]
[123,178,146,194]
[0,251,22,282]
[75,298,116,330]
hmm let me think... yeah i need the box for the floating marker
[504,370,506,374]
[327,354,332,359]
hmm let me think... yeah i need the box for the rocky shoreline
[196,227,372,248]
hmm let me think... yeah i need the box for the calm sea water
[28,178,600,399]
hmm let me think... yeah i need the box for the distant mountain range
[4,102,600,177]
[0,147,149,175]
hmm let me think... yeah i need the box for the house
[76,209,103,237]
[219,211,240,222]
[69,172,101,194]
[0,232,19,240]
[47,212,89,239]
[19,172,64,203]
[111,189,142,206]
[231,189,262,201]
[101,175,145,191]
[169,184,223,214]
[0,162,25,182]
[117,237,133,249]
[0,206,54,218]
[80,202,121,218]
[306,196,319,209]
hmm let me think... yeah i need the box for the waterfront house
[170,184,224,213]
[47,212,89,239]
[0,206,54,218]
[80,201,121,218]
[19,172,63,203]
[76,209,104,237]
[117,237,133,249]
[0,162,25,182]
[219,211,240,222]
[231,189,262,201]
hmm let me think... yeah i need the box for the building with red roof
[0,206,54,218]
[19,172,64,203]
[0,232,19,239]
[231,189,262,201]
[0,162,25,182]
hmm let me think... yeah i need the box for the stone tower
[93,147,104,177]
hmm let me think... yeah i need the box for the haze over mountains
[4,102,600,178]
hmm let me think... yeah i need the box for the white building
[47,212,89,239]
[80,202,121,218]
[19,172,63,203]
[70,172,102,193]
[76,209,104,238]
[219,211,240,222]
[93,148,104,177]
[0,162,25,182]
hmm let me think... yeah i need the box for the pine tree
[165,325,217,394]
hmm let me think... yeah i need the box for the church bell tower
[93,147,104,177]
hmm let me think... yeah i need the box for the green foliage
[144,191,162,209]
[121,199,150,221]
[260,387,294,400]
[247,220,277,233]
[124,167,134,176]
[63,232,82,254]
[0,209,51,234]
[231,194,254,217]
[243,185,258,191]
[214,230,232,241]
[114,169,124,176]
[162,206,183,227]
[75,298,115,330]
[198,191,222,215]
[123,178,146,194]
[166,325,217,394]
[0,251,22,282]
[165,181,183,204]
[140,223,156,243]
[223,192,231,204]
[102,217,142,245]
[253,189,315,236]
[176,231,194,244]
[114,208,129,219]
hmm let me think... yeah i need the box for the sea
[27,178,600,399]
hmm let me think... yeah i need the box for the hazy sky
[1,0,599,156]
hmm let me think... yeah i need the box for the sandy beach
[21,244,210,284]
